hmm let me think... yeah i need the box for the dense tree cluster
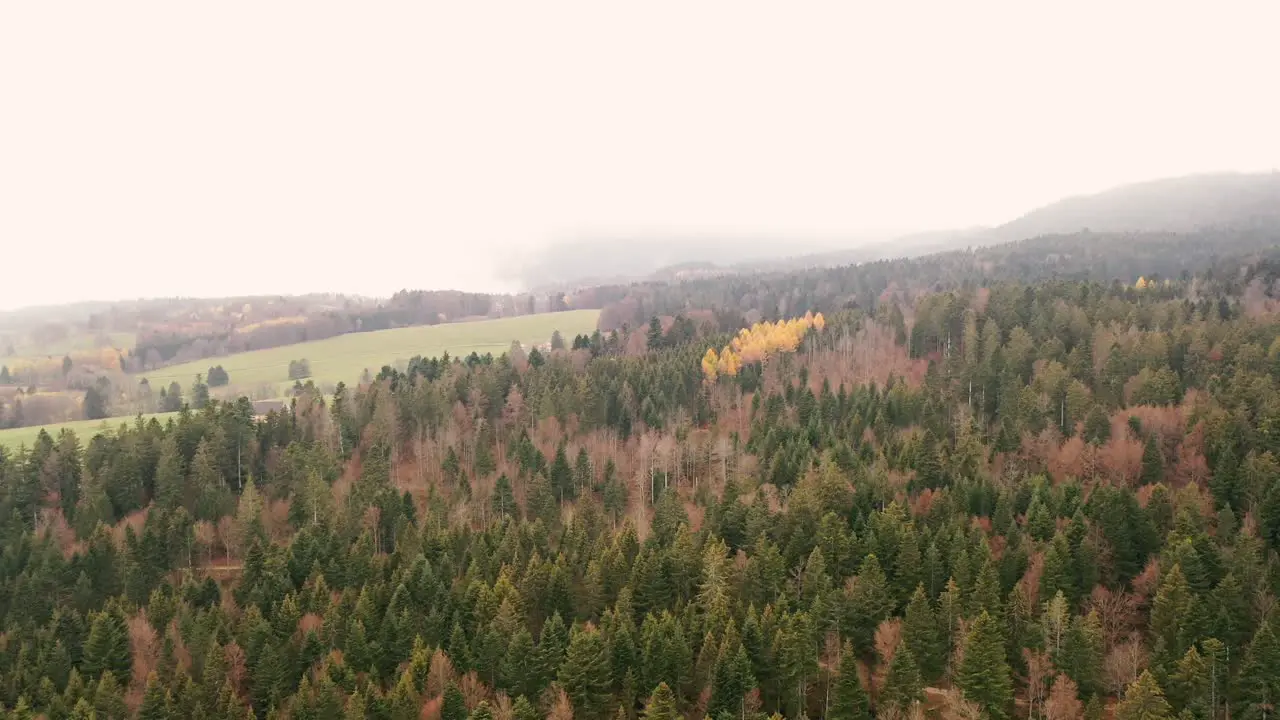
[4,232,1280,719]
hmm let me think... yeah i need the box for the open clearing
[2,311,598,448]
[0,412,178,450]
[137,310,600,389]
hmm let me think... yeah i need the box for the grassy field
[137,310,600,389]
[0,412,178,450]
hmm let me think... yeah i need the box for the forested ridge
[7,230,1280,719]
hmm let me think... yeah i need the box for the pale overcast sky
[2,1,1277,310]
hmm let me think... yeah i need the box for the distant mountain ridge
[514,172,1280,292]
[988,172,1280,242]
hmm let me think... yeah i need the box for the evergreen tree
[880,645,922,713]
[827,642,869,720]
[708,645,754,720]
[469,701,495,720]
[138,672,172,720]
[844,554,894,654]
[957,610,1013,720]
[550,443,574,501]
[537,612,569,688]
[642,682,679,720]
[502,627,537,697]
[1150,564,1196,664]
[513,697,540,720]
[1167,646,1208,718]
[902,584,943,682]
[559,624,613,720]
[83,609,131,682]
[1142,433,1165,485]
[492,474,517,519]
[1240,621,1280,720]
[1115,671,1173,720]
[441,683,468,720]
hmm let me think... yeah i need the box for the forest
[6,228,1280,720]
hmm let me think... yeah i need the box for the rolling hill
[136,309,600,391]
[988,172,1280,242]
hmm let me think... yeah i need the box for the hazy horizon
[3,1,1279,311]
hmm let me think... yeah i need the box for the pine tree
[1168,646,1208,717]
[957,611,1013,720]
[512,697,540,720]
[1240,621,1280,720]
[551,443,575,501]
[470,701,495,720]
[83,609,131,682]
[880,645,922,713]
[642,682,679,720]
[902,585,943,683]
[1057,612,1104,697]
[442,683,468,720]
[1115,671,1172,720]
[345,691,368,720]
[708,645,755,720]
[493,475,517,519]
[559,624,613,720]
[537,612,569,688]
[387,670,420,720]
[971,556,1004,619]
[844,554,894,654]
[827,642,869,720]
[93,671,129,720]
[1084,406,1111,445]
[502,627,537,697]
[138,672,172,720]
[1151,564,1195,664]
[1142,432,1165,485]
[153,436,184,510]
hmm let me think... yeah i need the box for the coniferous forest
[9,229,1280,720]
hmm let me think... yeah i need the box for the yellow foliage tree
[702,312,824,381]
[701,348,720,382]
[718,348,741,376]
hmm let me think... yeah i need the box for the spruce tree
[1168,646,1207,717]
[827,642,869,720]
[642,682,678,720]
[137,673,172,720]
[1150,564,1195,665]
[880,645,922,713]
[512,697,540,720]
[559,624,613,720]
[957,610,1013,720]
[1240,621,1280,720]
[1115,671,1172,720]
[344,691,368,720]
[537,612,569,688]
[502,627,536,697]
[469,701,495,720]
[441,683,468,720]
[902,585,943,682]
[844,554,894,654]
[83,610,131,682]
[1142,433,1165,485]
[708,645,755,720]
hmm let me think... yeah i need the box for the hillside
[7,239,1280,719]
[989,172,1280,242]
[136,309,600,392]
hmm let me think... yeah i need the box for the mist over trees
[3,220,1280,718]
[3,174,1280,718]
